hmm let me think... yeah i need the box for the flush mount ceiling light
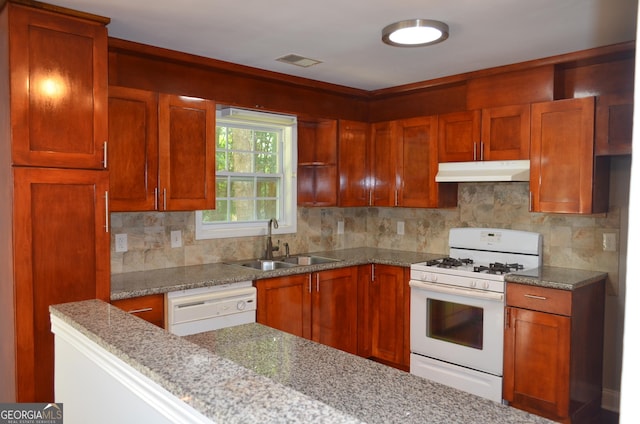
[382,19,449,47]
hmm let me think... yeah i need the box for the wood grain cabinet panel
[13,167,110,402]
[256,267,358,354]
[9,3,108,169]
[595,93,633,156]
[530,97,609,214]
[297,118,338,206]
[338,120,370,206]
[438,105,530,162]
[112,294,165,328]
[370,121,397,206]
[108,86,158,211]
[504,281,605,423]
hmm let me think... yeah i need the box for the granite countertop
[50,299,554,424]
[505,266,608,290]
[111,247,443,300]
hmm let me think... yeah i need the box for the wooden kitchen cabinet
[504,281,605,423]
[371,117,456,208]
[0,1,111,403]
[108,86,158,211]
[297,118,338,206]
[112,294,165,328]
[595,92,633,156]
[8,2,109,169]
[108,89,216,211]
[358,264,410,370]
[438,104,530,162]
[530,97,610,214]
[12,167,110,402]
[338,120,370,206]
[255,266,358,354]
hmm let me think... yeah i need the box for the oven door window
[427,299,483,350]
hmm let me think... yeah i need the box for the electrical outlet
[337,221,345,234]
[115,233,128,252]
[171,230,182,248]
[603,233,617,252]
[397,221,405,235]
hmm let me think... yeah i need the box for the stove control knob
[430,273,438,282]
[421,272,428,281]
[483,282,490,289]
[470,281,477,288]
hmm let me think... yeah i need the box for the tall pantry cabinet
[0,1,110,402]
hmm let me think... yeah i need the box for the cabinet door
[13,167,110,402]
[338,120,370,206]
[9,4,108,169]
[108,86,158,211]
[482,104,530,160]
[158,94,216,211]
[595,93,633,156]
[398,116,441,208]
[369,264,407,368]
[503,307,571,421]
[438,110,481,162]
[112,294,165,328]
[256,274,312,339]
[312,267,358,354]
[530,97,601,213]
[370,121,397,206]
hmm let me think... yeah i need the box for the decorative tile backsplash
[111,159,629,295]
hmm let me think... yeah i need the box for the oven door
[410,279,504,376]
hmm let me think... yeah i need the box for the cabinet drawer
[506,283,571,316]
[112,294,165,328]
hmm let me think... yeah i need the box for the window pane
[256,199,277,220]
[228,151,254,173]
[230,199,254,221]
[216,127,229,149]
[230,128,254,151]
[216,151,227,172]
[203,201,228,222]
[257,178,278,197]
[230,178,254,197]
[216,179,228,197]
[256,153,278,174]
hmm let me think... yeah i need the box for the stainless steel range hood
[435,160,530,182]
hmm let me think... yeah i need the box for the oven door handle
[409,280,504,302]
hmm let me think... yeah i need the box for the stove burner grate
[474,262,524,275]
[426,257,474,268]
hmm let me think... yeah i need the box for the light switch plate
[603,233,617,252]
[337,221,344,234]
[397,221,405,235]
[171,230,182,248]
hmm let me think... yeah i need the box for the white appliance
[410,228,542,403]
[166,281,256,336]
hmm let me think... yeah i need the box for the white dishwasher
[166,281,256,336]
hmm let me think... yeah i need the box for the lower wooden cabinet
[358,264,409,370]
[256,267,358,354]
[503,281,605,423]
[112,294,165,328]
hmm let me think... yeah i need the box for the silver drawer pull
[128,307,153,314]
[524,294,547,300]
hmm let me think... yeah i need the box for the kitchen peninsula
[50,299,553,424]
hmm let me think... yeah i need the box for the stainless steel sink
[236,260,298,271]
[281,255,342,265]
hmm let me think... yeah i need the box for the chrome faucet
[264,218,279,259]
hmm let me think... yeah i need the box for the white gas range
[409,228,542,403]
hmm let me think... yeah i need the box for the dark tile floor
[596,409,619,424]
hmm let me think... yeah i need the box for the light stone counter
[111,247,443,300]
[50,299,554,424]
[505,266,608,290]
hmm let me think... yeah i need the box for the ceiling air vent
[276,54,322,68]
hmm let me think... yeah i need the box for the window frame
[195,108,297,240]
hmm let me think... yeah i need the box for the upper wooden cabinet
[297,118,338,206]
[338,120,370,207]
[530,97,609,214]
[371,117,457,208]
[595,92,633,156]
[438,105,530,162]
[8,3,108,169]
[108,86,159,211]
[108,89,216,211]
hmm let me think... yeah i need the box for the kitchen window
[195,108,297,239]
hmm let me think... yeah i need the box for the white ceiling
[50,0,638,91]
